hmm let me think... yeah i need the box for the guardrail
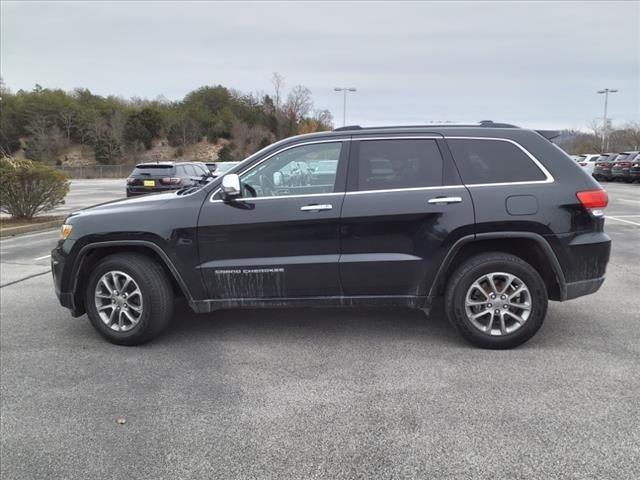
[55,165,128,179]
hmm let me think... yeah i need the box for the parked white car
[576,154,600,176]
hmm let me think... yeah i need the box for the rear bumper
[555,231,610,301]
[565,276,605,300]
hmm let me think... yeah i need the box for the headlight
[60,224,72,240]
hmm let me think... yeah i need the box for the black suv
[52,123,611,349]
[126,161,211,197]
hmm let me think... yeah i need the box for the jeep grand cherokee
[52,122,611,349]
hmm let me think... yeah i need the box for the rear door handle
[428,196,462,204]
[300,204,333,212]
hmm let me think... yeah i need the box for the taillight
[126,177,135,184]
[160,177,182,185]
[579,162,587,166]
[619,162,630,168]
[576,189,608,217]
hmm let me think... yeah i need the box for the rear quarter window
[447,139,547,184]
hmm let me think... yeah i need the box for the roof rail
[333,125,362,131]
[333,121,519,132]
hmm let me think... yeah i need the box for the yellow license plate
[143,180,156,187]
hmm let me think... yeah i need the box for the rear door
[197,140,349,299]
[339,135,474,296]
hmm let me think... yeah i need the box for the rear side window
[356,139,443,191]
[447,139,546,184]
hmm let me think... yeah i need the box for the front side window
[447,139,547,184]
[356,139,443,191]
[240,142,342,197]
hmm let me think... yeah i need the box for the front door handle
[428,196,463,204]
[300,204,333,212]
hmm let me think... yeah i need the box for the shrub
[0,156,70,219]
[217,143,236,162]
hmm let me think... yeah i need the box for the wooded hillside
[0,74,333,165]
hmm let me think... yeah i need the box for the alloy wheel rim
[464,272,531,336]
[94,271,143,332]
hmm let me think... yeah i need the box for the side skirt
[190,295,430,313]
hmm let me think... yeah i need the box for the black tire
[85,253,174,345]
[444,252,548,349]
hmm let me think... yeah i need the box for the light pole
[334,87,357,126]
[597,88,618,152]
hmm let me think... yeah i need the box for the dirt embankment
[18,138,225,167]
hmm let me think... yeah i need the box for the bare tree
[314,109,334,129]
[230,119,274,159]
[271,72,285,111]
[24,115,67,162]
[168,113,201,147]
[623,122,640,150]
[285,85,313,120]
[59,110,76,142]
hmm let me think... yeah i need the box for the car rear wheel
[85,253,174,345]
[445,252,548,349]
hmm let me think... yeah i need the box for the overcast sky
[2,1,638,130]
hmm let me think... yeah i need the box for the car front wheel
[85,253,174,345]
[445,252,548,349]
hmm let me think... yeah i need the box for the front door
[197,140,349,300]
[339,136,475,297]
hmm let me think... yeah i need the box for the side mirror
[221,173,241,199]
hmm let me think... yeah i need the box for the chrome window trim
[345,185,466,196]
[443,136,554,186]
[210,192,344,204]
[208,134,555,203]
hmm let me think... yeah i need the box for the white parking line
[34,254,51,261]
[606,216,640,226]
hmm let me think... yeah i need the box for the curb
[0,219,65,238]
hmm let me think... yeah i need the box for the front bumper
[593,168,612,178]
[51,247,83,316]
[611,169,630,180]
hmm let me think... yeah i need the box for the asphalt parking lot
[1,181,639,479]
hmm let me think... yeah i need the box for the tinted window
[131,165,175,176]
[241,143,342,197]
[447,139,546,184]
[356,139,443,191]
